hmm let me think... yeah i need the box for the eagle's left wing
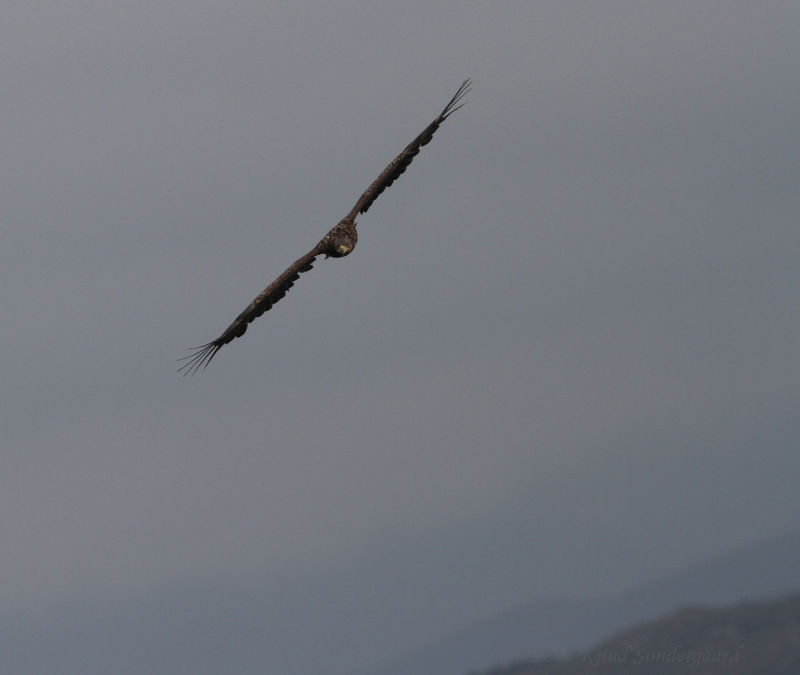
[346,79,471,220]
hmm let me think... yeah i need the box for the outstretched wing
[178,246,321,375]
[346,79,471,220]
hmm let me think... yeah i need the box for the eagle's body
[179,79,470,374]
[320,218,358,258]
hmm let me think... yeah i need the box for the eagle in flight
[179,79,471,374]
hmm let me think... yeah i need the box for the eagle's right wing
[178,245,322,375]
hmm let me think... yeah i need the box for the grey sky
[2,1,799,673]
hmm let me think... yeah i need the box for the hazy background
[2,1,799,673]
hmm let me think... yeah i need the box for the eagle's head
[326,236,355,258]
[334,238,354,256]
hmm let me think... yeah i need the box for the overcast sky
[2,1,799,673]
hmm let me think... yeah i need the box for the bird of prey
[179,79,471,374]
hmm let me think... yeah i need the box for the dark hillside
[483,593,800,675]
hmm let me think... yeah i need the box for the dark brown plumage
[178,79,470,374]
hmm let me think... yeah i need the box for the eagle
[179,79,471,374]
